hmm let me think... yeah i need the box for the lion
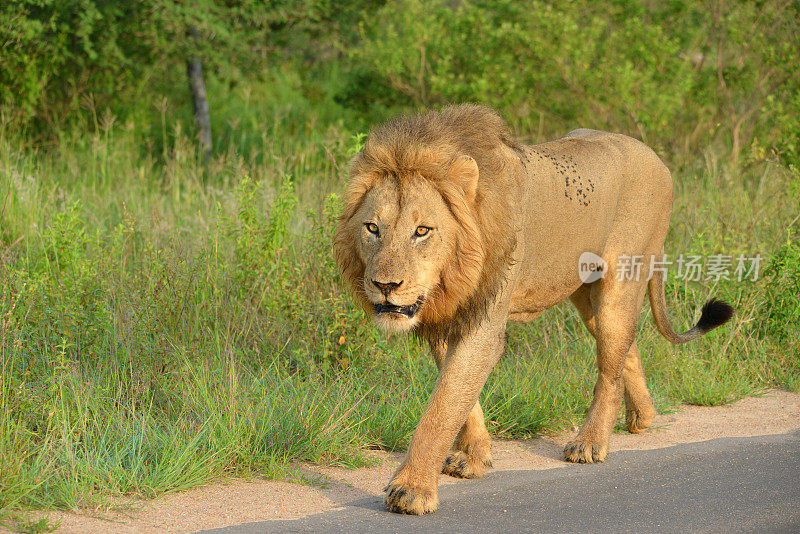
[333,104,733,515]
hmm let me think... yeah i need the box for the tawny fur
[333,104,733,515]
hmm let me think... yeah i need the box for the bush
[340,0,800,164]
[762,233,800,343]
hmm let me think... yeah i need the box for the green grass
[0,86,798,531]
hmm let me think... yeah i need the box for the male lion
[334,104,733,515]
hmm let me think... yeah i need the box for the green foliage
[0,0,360,131]
[224,175,297,286]
[4,0,797,168]
[0,514,58,534]
[761,233,800,343]
[340,0,800,162]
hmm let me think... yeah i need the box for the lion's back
[562,129,671,186]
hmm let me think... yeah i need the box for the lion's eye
[365,222,379,235]
[414,226,431,238]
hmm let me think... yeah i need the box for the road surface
[200,431,800,534]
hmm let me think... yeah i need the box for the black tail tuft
[696,299,735,333]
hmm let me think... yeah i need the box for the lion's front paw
[441,450,492,479]
[384,482,438,515]
[563,439,608,463]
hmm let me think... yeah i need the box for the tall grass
[0,85,798,525]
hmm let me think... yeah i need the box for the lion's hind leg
[622,340,655,433]
[442,400,493,479]
[570,285,655,436]
[564,279,647,463]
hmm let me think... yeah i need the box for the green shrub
[340,0,800,164]
[762,233,800,342]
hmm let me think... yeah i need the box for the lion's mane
[334,104,521,340]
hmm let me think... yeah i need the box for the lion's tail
[647,267,734,345]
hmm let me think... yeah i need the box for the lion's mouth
[374,296,424,318]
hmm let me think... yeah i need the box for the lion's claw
[384,482,438,515]
[441,450,492,479]
[563,439,607,463]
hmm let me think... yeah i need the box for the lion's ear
[446,155,479,203]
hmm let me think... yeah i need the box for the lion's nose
[372,279,402,296]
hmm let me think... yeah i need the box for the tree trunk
[186,26,212,161]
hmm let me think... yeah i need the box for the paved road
[201,431,800,534]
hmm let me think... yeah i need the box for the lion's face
[336,146,497,335]
[352,175,458,332]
